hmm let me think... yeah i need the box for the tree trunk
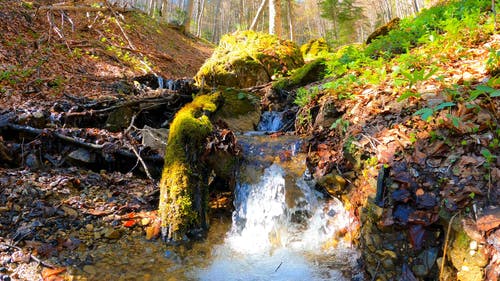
[287,0,293,41]
[183,0,195,33]
[212,0,221,42]
[196,0,205,37]
[269,0,281,36]
[250,0,267,30]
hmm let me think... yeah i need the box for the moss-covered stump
[300,38,330,61]
[158,93,222,242]
[194,30,304,88]
[213,88,260,132]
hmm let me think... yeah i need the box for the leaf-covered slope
[0,0,213,107]
[291,0,499,280]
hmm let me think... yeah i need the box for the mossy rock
[213,88,260,132]
[448,227,489,281]
[300,38,330,61]
[195,30,304,88]
[158,93,222,242]
[366,18,401,45]
[272,58,326,91]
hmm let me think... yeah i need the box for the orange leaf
[123,220,136,228]
[42,267,66,280]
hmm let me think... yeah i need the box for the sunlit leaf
[414,108,434,121]
[490,90,500,97]
[435,102,455,110]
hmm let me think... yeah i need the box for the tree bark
[196,0,205,37]
[183,0,195,33]
[250,0,267,30]
[287,0,294,41]
[269,0,281,36]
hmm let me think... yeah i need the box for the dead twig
[440,211,460,280]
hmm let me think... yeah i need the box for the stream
[71,113,362,281]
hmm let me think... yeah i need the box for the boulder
[195,30,304,88]
[300,38,330,61]
[366,18,401,45]
[213,88,260,132]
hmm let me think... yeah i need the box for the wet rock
[141,126,169,155]
[413,247,438,277]
[25,153,41,169]
[313,98,341,130]
[316,172,347,196]
[449,230,489,281]
[83,265,97,275]
[68,148,95,164]
[213,89,260,132]
[104,228,121,239]
[105,106,135,132]
[391,189,411,203]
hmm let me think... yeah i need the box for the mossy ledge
[194,30,304,88]
[158,93,222,242]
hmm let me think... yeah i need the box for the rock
[313,97,341,130]
[25,153,41,169]
[412,247,438,277]
[449,230,489,281]
[105,106,135,132]
[195,30,304,88]
[476,207,500,232]
[213,89,260,132]
[366,18,401,44]
[300,38,330,61]
[104,228,121,239]
[316,172,347,196]
[85,224,94,232]
[83,265,97,275]
[141,126,169,155]
[68,148,95,164]
[272,58,327,91]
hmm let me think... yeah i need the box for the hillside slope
[0,0,213,107]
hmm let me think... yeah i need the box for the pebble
[85,224,94,232]
[469,240,477,251]
[104,228,121,239]
[83,265,97,275]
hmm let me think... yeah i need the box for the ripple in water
[194,164,360,281]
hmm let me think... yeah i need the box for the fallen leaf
[42,267,66,280]
[123,220,136,228]
[408,224,425,250]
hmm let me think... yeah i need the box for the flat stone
[104,228,121,239]
[141,126,169,155]
[68,148,95,163]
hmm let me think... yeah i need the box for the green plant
[330,118,350,134]
[294,86,320,107]
[414,101,455,121]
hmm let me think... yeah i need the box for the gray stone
[68,148,95,163]
[141,126,169,155]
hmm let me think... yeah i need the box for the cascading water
[193,116,362,280]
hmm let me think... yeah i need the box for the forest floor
[0,1,216,280]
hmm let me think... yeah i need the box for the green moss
[158,93,222,241]
[448,229,489,281]
[272,58,326,90]
[195,30,304,88]
[300,38,330,61]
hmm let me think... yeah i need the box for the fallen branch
[4,123,164,163]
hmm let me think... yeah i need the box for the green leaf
[435,102,455,110]
[476,85,494,93]
[237,92,247,100]
[414,108,434,121]
[397,90,420,102]
[490,90,500,97]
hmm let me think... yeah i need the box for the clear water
[68,134,361,281]
[192,136,361,281]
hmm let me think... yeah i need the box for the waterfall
[194,134,361,281]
